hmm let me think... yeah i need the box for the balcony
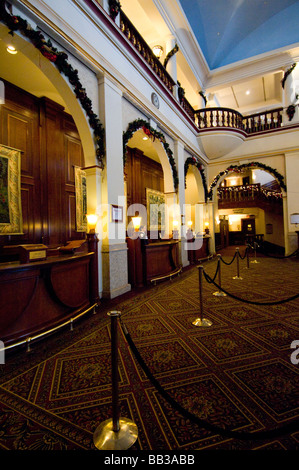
[218,184,283,213]
[91,2,295,149]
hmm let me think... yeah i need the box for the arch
[184,156,208,202]
[0,5,104,167]
[208,161,286,201]
[123,119,178,192]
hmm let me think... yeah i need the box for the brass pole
[233,247,243,280]
[213,254,226,297]
[110,311,120,433]
[93,311,138,450]
[193,266,212,327]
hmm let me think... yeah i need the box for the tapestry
[0,145,22,235]
[146,188,166,233]
[75,166,87,232]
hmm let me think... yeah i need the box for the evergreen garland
[109,0,122,20]
[198,91,207,106]
[123,119,179,191]
[281,63,296,89]
[184,157,208,202]
[0,2,105,167]
[163,44,179,68]
[208,162,286,200]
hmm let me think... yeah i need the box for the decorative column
[165,35,178,100]
[174,140,189,267]
[284,151,299,254]
[84,164,103,300]
[282,64,299,125]
[98,74,131,298]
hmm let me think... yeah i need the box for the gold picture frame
[146,188,166,232]
[75,166,87,232]
[0,144,23,235]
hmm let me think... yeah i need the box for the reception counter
[127,238,181,287]
[0,249,98,348]
[187,236,210,264]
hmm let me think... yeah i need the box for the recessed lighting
[246,90,250,95]
[7,45,17,54]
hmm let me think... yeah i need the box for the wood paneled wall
[125,146,164,209]
[0,79,84,249]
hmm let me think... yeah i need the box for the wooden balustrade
[195,107,244,130]
[194,107,283,134]
[119,10,175,93]
[242,108,283,133]
[218,184,283,207]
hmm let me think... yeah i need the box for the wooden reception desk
[127,238,181,287]
[0,240,99,348]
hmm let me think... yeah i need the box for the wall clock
[151,92,160,108]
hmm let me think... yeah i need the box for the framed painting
[111,204,123,223]
[146,188,166,232]
[0,145,23,235]
[75,166,87,232]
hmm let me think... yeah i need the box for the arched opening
[212,164,285,254]
[0,24,98,249]
[123,125,181,287]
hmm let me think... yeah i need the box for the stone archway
[0,6,102,167]
[123,119,178,193]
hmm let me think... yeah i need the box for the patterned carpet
[0,247,299,451]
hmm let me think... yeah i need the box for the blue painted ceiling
[179,0,299,69]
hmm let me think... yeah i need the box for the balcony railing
[119,10,175,94]
[242,108,283,133]
[218,184,283,207]
[194,107,244,131]
[104,5,287,137]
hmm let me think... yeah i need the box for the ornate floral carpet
[0,248,299,451]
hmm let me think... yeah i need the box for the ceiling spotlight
[246,90,250,95]
[152,45,163,60]
[7,45,17,54]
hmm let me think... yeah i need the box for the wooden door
[220,219,229,247]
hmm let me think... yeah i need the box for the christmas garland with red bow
[0,2,105,167]
[184,156,208,201]
[208,162,286,200]
[123,119,179,190]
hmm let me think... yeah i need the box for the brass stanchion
[251,242,260,264]
[233,247,243,280]
[193,266,212,327]
[213,254,227,297]
[93,311,138,450]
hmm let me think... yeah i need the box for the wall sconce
[187,221,193,229]
[7,44,17,54]
[132,216,141,232]
[87,214,98,233]
[173,220,179,229]
[152,45,163,59]
[204,221,209,234]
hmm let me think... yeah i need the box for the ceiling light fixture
[152,45,163,60]
[246,90,250,95]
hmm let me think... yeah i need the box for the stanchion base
[93,417,138,450]
[250,260,259,264]
[192,318,212,327]
[233,276,243,280]
[213,291,227,297]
